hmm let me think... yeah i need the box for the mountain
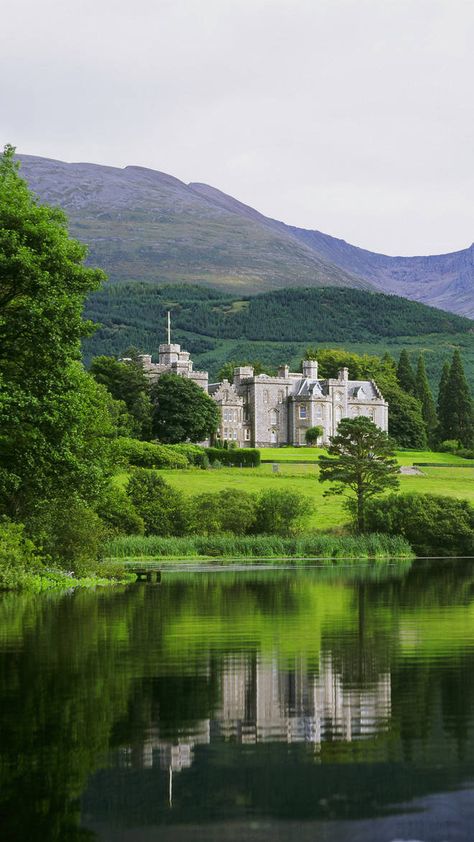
[18,154,474,316]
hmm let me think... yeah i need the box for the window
[270,409,277,425]
[278,390,284,404]
[335,391,342,402]
[299,405,307,419]
[263,390,269,404]
[315,405,322,418]
[234,409,238,422]
[233,430,238,440]
[223,428,228,439]
[244,428,251,441]
[223,409,228,421]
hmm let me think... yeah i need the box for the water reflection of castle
[121,653,391,775]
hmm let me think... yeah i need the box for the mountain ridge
[17,154,474,316]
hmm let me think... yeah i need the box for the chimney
[278,364,290,378]
[338,367,349,381]
[303,359,318,379]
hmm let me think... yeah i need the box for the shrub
[28,498,107,573]
[113,437,188,469]
[172,443,209,467]
[0,519,44,589]
[192,488,257,535]
[96,486,145,535]
[253,489,313,536]
[305,426,324,446]
[126,469,191,536]
[206,447,260,467]
[364,493,474,556]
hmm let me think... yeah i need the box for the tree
[151,374,220,443]
[396,350,416,395]
[415,355,438,442]
[305,426,324,446]
[437,350,474,447]
[437,360,451,439]
[90,355,152,439]
[0,145,115,565]
[319,417,400,532]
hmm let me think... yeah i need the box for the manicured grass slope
[117,449,472,533]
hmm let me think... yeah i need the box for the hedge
[205,447,261,467]
[113,437,188,469]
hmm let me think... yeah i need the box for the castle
[138,315,388,447]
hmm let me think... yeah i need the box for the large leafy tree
[90,355,152,439]
[0,145,114,553]
[438,350,474,447]
[319,417,400,532]
[151,373,220,443]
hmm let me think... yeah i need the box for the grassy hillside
[83,284,474,388]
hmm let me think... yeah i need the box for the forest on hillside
[83,284,474,385]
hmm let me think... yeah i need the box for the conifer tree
[415,355,437,442]
[437,360,451,441]
[439,350,474,447]
[396,349,416,395]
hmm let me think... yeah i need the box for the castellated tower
[138,311,209,391]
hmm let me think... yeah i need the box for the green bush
[96,486,145,535]
[206,447,260,467]
[192,488,257,535]
[113,437,188,469]
[172,443,209,468]
[253,489,313,536]
[0,519,44,589]
[364,493,474,556]
[27,498,107,573]
[126,469,191,536]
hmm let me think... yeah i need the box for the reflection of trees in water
[3,563,474,836]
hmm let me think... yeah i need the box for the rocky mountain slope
[18,155,474,316]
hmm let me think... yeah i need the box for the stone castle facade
[139,331,388,447]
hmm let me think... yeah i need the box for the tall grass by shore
[104,533,413,562]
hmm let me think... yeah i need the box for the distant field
[260,447,471,466]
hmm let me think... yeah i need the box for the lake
[2,560,474,841]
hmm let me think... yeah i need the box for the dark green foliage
[396,350,416,395]
[90,355,152,439]
[305,426,324,445]
[96,487,145,536]
[113,437,188,469]
[151,374,220,443]
[253,490,313,536]
[206,447,261,467]
[415,355,438,442]
[364,493,474,556]
[319,417,400,532]
[84,285,473,365]
[437,350,474,447]
[437,360,451,437]
[126,469,191,536]
[192,489,257,535]
[27,497,107,572]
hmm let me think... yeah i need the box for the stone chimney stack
[338,367,349,381]
[303,359,318,379]
[278,364,290,378]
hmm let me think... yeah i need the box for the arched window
[270,409,278,425]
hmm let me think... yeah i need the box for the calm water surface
[2,560,474,841]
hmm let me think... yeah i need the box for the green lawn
[113,448,474,532]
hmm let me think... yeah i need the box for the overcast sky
[2,0,473,255]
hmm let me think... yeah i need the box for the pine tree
[415,355,437,442]
[440,350,474,447]
[396,350,416,395]
[437,360,451,442]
